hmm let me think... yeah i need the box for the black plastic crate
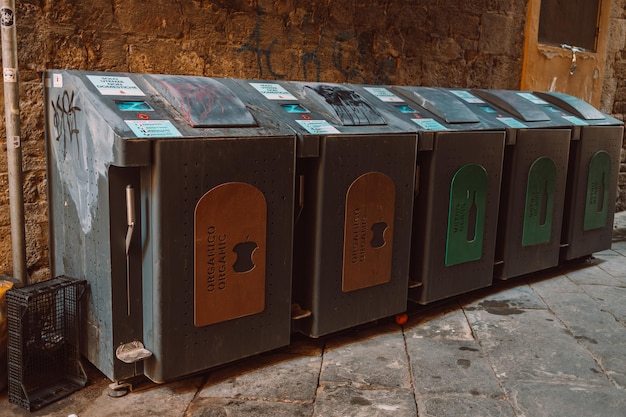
[7,276,87,411]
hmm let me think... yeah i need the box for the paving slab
[78,377,202,417]
[416,395,517,417]
[320,323,410,389]
[198,353,321,402]
[404,304,474,341]
[465,308,608,385]
[528,286,626,387]
[404,305,504,398]
[525,273,584,294]
[595,256,626,278]
[462,281,547,311]
[609,239,626,254]
[406,337,504,398]
[185,397,313,417]
[504,381,626,417]
[578,284,626,323]
[563,263,624,286]
[312,384,416,417]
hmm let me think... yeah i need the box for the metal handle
[561,44,585,75]
[125,185,135,315]
[125,185,135,254]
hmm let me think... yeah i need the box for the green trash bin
[374,86,507,304]
[532,92,624,261]
[471,89,572,280]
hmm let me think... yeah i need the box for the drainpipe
[1,0,27,287]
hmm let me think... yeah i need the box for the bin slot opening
[281,103,310,114]
[533,91,606,120]
[116,101,154,112]
[146,75,258,128]
[401,87,480,124]
[304,85,386,126]
[473,90,550,122]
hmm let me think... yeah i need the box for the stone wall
[602,0,626,210]
[0,0,622,280]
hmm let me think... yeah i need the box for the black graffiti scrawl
[52,90,81,158]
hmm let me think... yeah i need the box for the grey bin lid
[403,87,479,124]
[472,90,550,122]
[533,91,606,120]
[304,84,386,126]
[146,74,258,127]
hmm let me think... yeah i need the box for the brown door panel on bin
[342,172,396,292]
[194,182,267,327]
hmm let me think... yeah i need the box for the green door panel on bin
[446,164,488,266]
[584,150,611,231]
[522,157,557,246]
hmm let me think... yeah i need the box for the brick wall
[0,0,622,280]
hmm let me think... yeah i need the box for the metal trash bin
[44,70,296,383]
[532,92,624,261]
[470,90,573,279]
[373,86,507,304]
[233,80,418,337]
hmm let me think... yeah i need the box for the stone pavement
[2,218,626,416]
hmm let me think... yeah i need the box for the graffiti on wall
[236,7,395,84]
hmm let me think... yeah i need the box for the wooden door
[521,0,612,107]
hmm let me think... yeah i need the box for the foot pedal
[291,304,311,320]
[408,280,422,289]
[116,341,153,364]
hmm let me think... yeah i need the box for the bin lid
[532,92,606,121]
[303,84,386,126]
[146,75,257,128]
[472,90,551,122]
[398,87,480,124]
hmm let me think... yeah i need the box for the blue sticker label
[497,117,527,128]
[517,92,548,105]
[282,104,310,113]
[116,101,154,111]
[562,115,589,126]
[449,90,485,103]
[126,120,182,137]
[411,118,447,130]
[249,83,297,100]
[363,87,404,102]
[396,105,417,114]
[295,120,341,134]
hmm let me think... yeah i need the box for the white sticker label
[87,75,145,96]
[449,90,485,103]
[3,68,16,83]
[362,87,404,102]
[295,120,341,134]
[10,136,20,148]
[517,92,548,105]
[126,120,182,138]
[562,115,589,126]
[497,117,527,129]
[411,118,447,131]
[53,73,63,88]
[249,83,296,100]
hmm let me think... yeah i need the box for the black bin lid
[304,84,386,126]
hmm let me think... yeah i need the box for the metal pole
[1,0,27,286]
